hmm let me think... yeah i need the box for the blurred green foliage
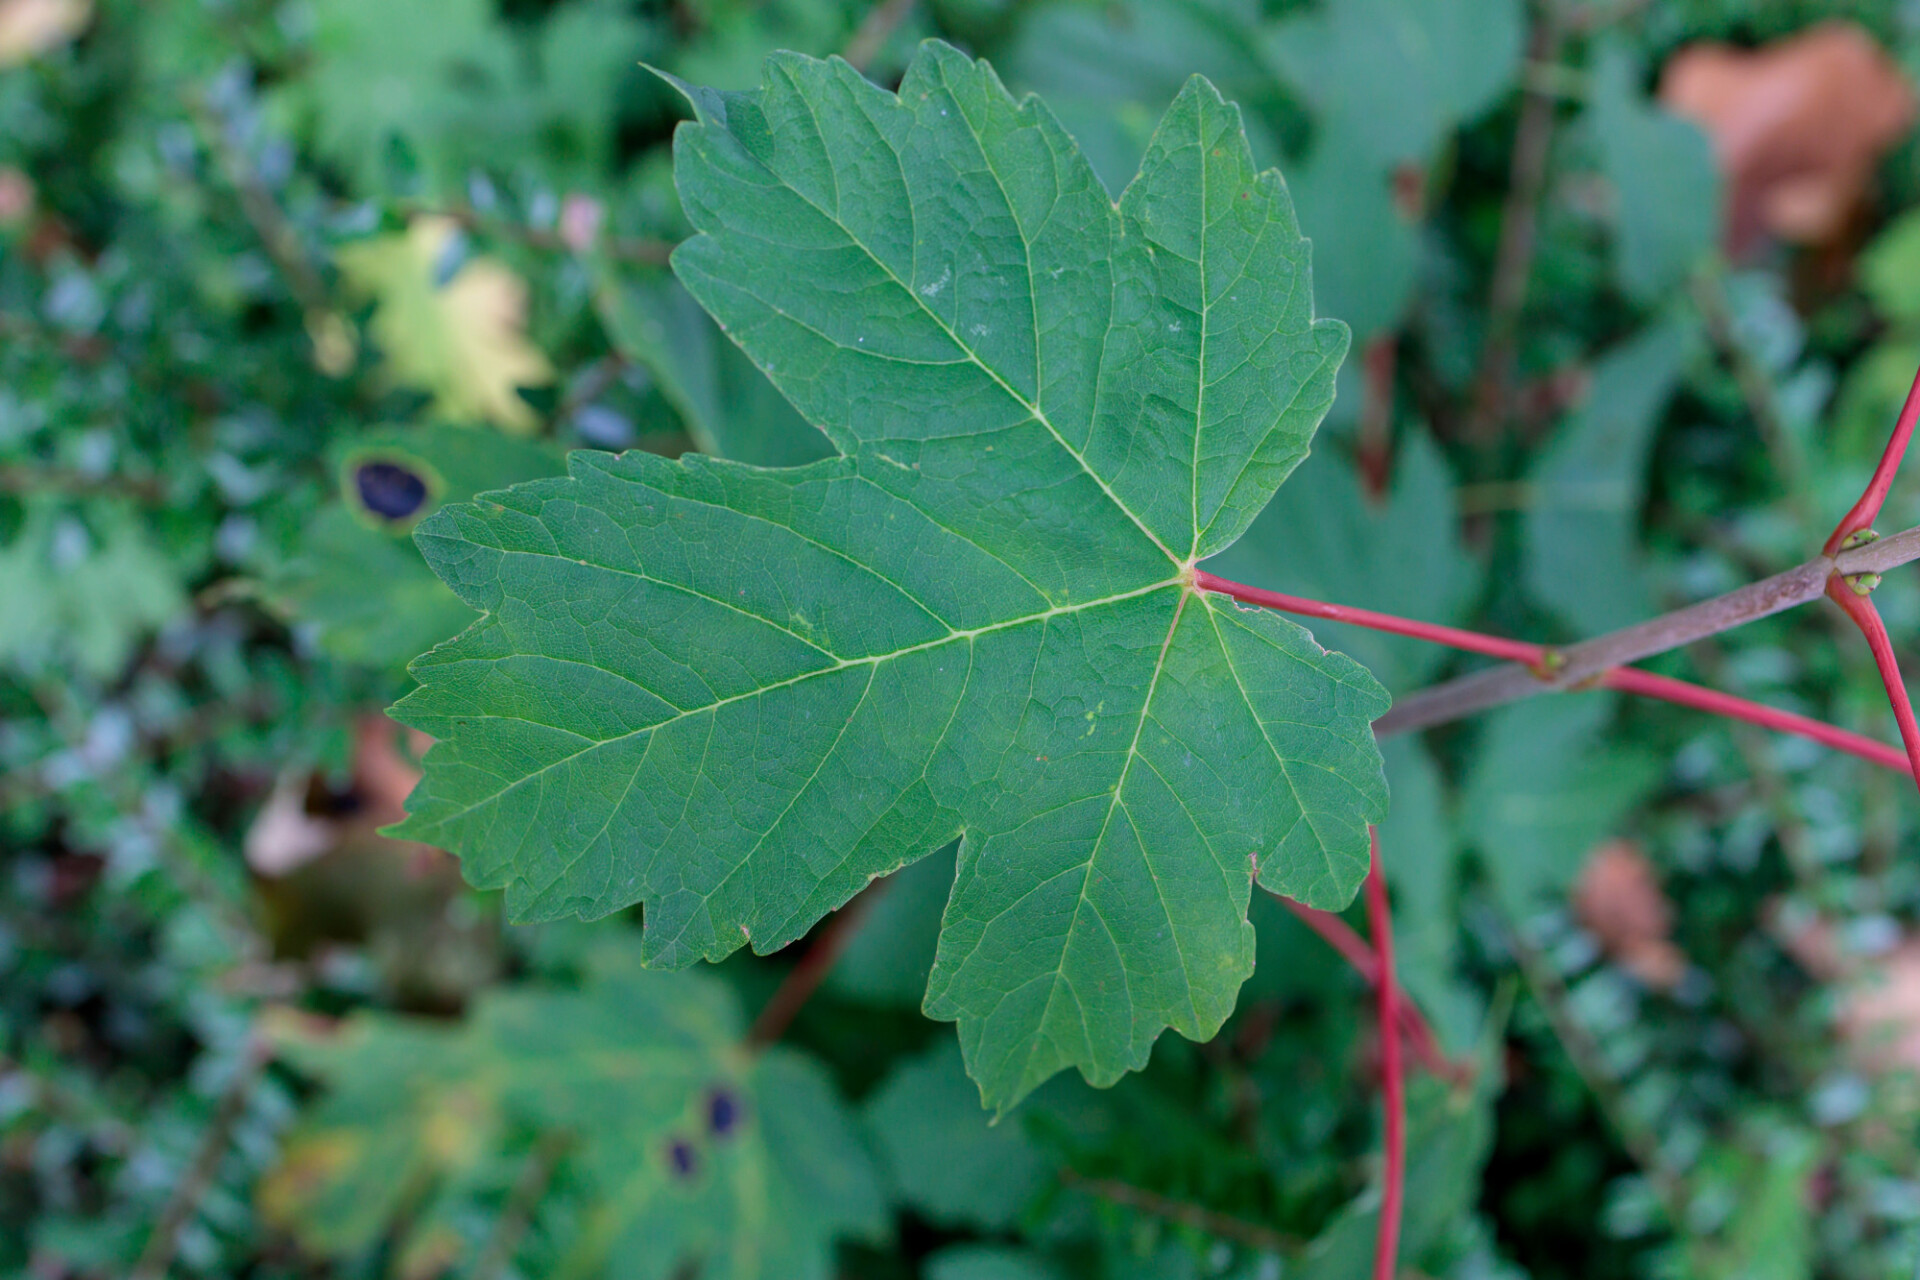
[8,0,1920,1277]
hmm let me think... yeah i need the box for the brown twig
[1691,268,1809,508]
[1376,523,1920,736]
[1567,0,1657,33]
[551,350,630,430]
[0,463,167,503]
[842,0,918,73]
[472,1132,569,1280]
[1355,335,1397,498]
[187,97,332,321]
[400,200,673,267]
[128,1037,273,1280]
[1463,5,1566,444]
[1057,1168,1302,1256]
[1491,906,1687,1223]
[0,311,110,363]
[744,881,887,1049]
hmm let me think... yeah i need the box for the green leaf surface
[283,0,519,186]
[393,44,1388,1111]
[864,1040,1053,1228]
[998,0,1275,195]
[282,0,647,188]
[1282,156,1420,344]
[1589,43,1719,305]
[1684,1118,1818,1280]
[1264,0,1523,171]
[926,1247,1068,1280]
[1523,316,1697,636]
[1263,0,1521,341]
[262,942,885,1280]
[0,496,187,678]
[1860,208,1920,323]
[1461,694,1662,916]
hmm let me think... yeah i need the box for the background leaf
[1523,316,1700,636]
[262,942,886,1280]
[338,217,555,433]
[1462,694,1663,917]
[1590,42,1720,305]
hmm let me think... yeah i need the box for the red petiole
[1818,359,1920,797]
[1601,665,1912,776]
[1279,896,1458,1079]
[1824,363,1920,556]
[1822,578,1920,786]
[1193,573,1912,776]
[1363,830,1405,1280]
[1193,571,1550,668]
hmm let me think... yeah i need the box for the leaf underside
[393,41,1388,1110]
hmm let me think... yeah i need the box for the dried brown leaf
[1572,839,1686,990]
[1660,22,1917,251]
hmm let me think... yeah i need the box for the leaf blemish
[707,1086,743,1138]
[352,460,430,521]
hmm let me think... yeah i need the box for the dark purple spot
[666,1137,698,1180]
[707,1087,743,1138]
[353,461,429,522]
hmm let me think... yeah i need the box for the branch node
[1840,528,1881,551]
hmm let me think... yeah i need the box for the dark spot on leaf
[707,1087,743,1138]
[666,1137,698,1180]
[353,461,429,522]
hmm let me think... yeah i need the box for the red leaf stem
[1191,572,1911,776]
[1192,570,1548,668]
[1825,363,1920,555]
[1281,895,1379,977]
[1601,666,1911,776]
[745,881,885,1049]
[1280,896,1457,1080]
[1822,576,1920,793]
[1363,829,1405,1280]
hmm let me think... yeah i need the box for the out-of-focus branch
[1464,6,1566,444]
[1057,1168,1302,1256]
[843,0,917,72]
[128,1037,273,1280]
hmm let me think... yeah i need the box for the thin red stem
[1282,896,1379,977]
[745,882,884,1049]
[1195,571,1911,777]
[1600,666,1911,776]
[1363,829,1405,1280]
[1823,577,1920,794]
[1281,897,1456,1079]
[1825,363,1920,555]
[1193,571,1549,668]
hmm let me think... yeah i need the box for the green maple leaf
[262,946,884,1280]
[392,42,1388,1110]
